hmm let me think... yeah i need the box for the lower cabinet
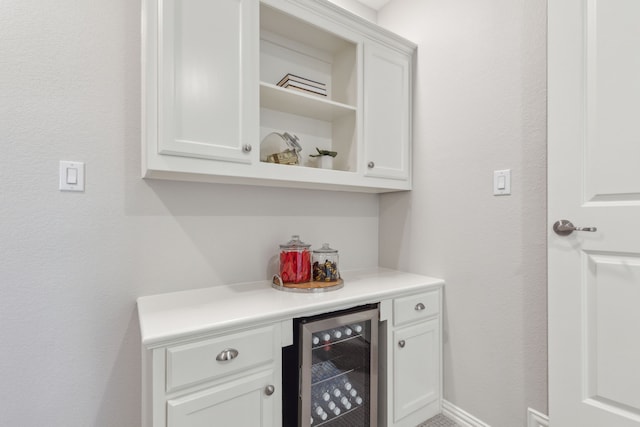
[140,287,443,427]
[394,319,440,423]
[143,323,283,427]
[167,369,277,427]
[381,289,442,427]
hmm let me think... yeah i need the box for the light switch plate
[493,169,511,195]
[59,161,85,192]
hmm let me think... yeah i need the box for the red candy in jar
[279,235,311,284]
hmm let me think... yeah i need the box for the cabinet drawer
[393,291,439,326]
[166,326,276,391]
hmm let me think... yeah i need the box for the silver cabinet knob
[553,219,597,236]
[216,348,239,362]
[242,144,252,153]
[367,161,375,169]
[398,340,406,348]
[415,303,425,311]
[265,385,275,396]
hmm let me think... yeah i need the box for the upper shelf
[260,82,356,121]
[260,3,354,55]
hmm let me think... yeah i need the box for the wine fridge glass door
[299,306,379,427]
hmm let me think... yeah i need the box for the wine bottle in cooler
[330,328,342,340]
[343,326,353,337]
[312,402,328,421]
[351,323,363,334]
[312,385,331,403]
[339,376,353,392]
[347,386,363,406]
[326,400,341,416]
[340,395,352,410]
[330,385,342,398]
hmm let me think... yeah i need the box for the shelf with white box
[142,0,415,192]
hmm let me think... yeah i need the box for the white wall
[377,1,547,426]
[2,0,548,425]
[0,1,379,425]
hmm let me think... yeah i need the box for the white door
[393,319,439,423]
[363,42,411,181]
[167,370,277,427]
[157,0,258,163]
[548,0,640,426]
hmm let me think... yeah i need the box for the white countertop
[137,267,444,347]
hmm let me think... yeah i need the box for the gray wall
[376,1,548,426]
[0,1,379,425]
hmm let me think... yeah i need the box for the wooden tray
[271,275,343,293]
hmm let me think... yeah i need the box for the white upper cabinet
[142,0,416,192]
[145,0,259,165]
[363,42,411,181]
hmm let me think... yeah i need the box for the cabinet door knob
[265,385,275,396]
[415,302,426,311]
[398,340,406,348]
[216,348,239,362]
[242,144,252,153]
[367,161,375,169]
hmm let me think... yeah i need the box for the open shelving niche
[259,3,359,174]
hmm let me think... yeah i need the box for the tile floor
[418,414,460,427]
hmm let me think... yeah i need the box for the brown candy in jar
[312,243,340,282]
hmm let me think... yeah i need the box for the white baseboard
[442,400,491,427]
[441,401,549,427]
[527,408,549,427]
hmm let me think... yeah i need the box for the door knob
[265,385,275,396]
[553,220,597,236]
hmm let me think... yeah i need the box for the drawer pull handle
[265,385,275,396]
[398,340,406,348]
[216,348,239,362]
[415,302,426,311]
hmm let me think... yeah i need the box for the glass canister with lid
[279,235,311,284]
[312,243,340,282]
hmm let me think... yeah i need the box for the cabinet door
[157,0,258,163]
[393,319,440,422]
[363,42,411,180]
[167,370,277,427]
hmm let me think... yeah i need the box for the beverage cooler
[283,304,379,427]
